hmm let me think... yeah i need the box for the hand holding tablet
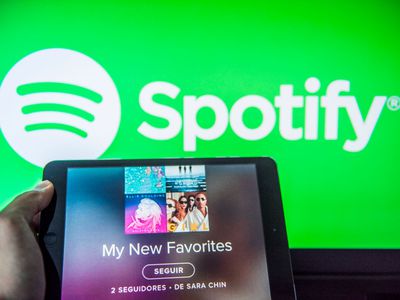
[0,181,54,300]
[40,157,296,300]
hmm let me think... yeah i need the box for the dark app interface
[62,164,271,300]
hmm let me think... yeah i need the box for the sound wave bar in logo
[17,82,102,138]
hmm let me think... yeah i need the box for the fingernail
[34,180,51,191]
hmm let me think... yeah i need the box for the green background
[0,0,399,248]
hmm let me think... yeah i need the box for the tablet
[40,157,296,300]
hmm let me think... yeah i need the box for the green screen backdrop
[0,0,399,248]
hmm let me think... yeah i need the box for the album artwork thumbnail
[166,192,209,233]
[165,165,206,192]
[125,166,165,194]
[125,194,167,234]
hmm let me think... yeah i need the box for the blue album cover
[125,166,166,194]
[165,165,206,192]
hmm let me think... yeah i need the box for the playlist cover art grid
[124,165,208,235]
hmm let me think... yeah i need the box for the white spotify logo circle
[0,49,121,167]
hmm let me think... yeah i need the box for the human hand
[0,181,54,300]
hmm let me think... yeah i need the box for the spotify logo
[0,49,121,167]
[0,48,391,168]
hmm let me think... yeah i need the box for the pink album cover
[125,194,167,234]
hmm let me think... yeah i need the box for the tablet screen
[62,163,271,299]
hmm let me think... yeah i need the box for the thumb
[3,181,54,223]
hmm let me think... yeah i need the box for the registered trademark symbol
[387,96,400,111]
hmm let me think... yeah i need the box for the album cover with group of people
[124,165,208,234]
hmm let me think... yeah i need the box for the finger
[3,180,54,223]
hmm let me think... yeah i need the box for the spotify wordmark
[0,49,121,167]
[139,79,387,152]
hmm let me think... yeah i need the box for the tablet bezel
[40,157,296,300]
